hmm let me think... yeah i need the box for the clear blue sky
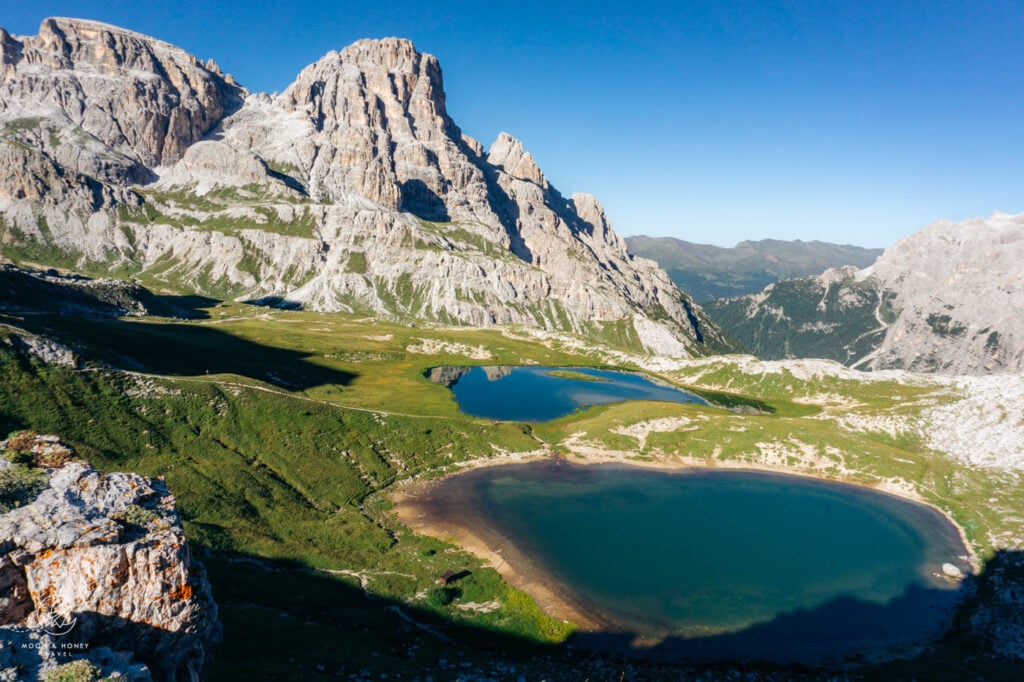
[4,1,1023,248]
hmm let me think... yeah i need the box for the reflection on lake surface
[426,365,705,421]
[419,460,972,663]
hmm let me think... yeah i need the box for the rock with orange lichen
[0,435,218,682]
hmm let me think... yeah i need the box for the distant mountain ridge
[625,235,882,302]
[704,212,1024,375]
[0,18,737,357]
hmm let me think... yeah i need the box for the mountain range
[624,235,882,302]
[704,211,1024,374]
[0,17,736,358]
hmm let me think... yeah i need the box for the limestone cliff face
[0,19,736,357]
[705,212,1024,375]
[0,18,243,168]
[0,433,219,682]
[864,212,1024,374]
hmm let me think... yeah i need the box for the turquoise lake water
[422,460,971,663]
[425,365,705,421]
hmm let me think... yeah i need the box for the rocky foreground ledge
[0,434,219,681]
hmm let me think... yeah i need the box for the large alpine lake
[408,460,972,663]
[426,365,705,421]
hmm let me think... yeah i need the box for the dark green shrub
[43,659,102,682]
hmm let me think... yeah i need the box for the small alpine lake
[426,365,706,421]
[401,460,973,664]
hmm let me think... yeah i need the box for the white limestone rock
[0,434,219,682]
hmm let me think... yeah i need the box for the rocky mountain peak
[0,28,19,73]
[340,37,434,74]
[273,37,474,211]
[704,211,1024,374]
[488,132,547,188]
[35,17,176,70]
[282,37,450,134]
[0,17,244,168]
[0,23,738,358]
[570,192,623,249]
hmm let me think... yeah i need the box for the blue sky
[5,1,1023,248]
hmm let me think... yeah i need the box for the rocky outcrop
[273,37,486,217]
[0,433,219,681]
[705,212,1024,375]
[0,17,242,216]
[0,140,131,214]
[0,19,738,358]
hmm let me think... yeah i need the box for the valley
[3,290,1024,678]
[624,236,883,303]
[0,13,1022,681]
[699,213,1024,374]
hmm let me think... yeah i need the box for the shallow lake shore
[390,449,979,649]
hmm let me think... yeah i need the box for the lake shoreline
[389,449,980,644]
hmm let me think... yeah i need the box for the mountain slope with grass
[1,284,1023,678]
[704,212,1024,374]
[625,235,882,302]
[0,18,737,357]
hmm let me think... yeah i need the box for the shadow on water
[570,580,967,665]
[199,549,1024,681]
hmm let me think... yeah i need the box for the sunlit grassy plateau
[2,293,1023,679]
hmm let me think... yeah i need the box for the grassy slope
[4,192,728,356]
[1,303,1022,679]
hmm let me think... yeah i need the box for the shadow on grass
[243,295,303,311]
[11,316,356,391]
[1,265,222,320]
[141,293,221,320]
[0,413,24,438]
[200,549,1024,681]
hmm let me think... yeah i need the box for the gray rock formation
[0,19,737,358]
[705,212,1024,375]
[0,433,219,681]
[0,18,243,168]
